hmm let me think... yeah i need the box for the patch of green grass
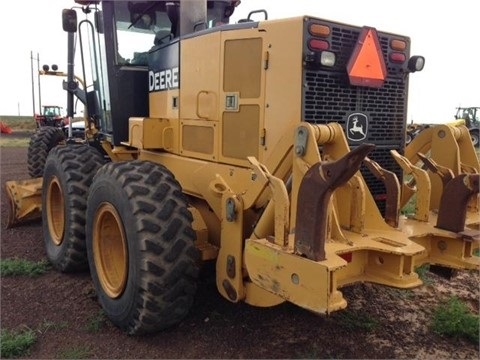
[0,115,83,130]
[431,296,479,344]
[334,309,379,332]
[473,248,480,257]
[385,287,415,300]
[0,328,37,358]
[38,320,69,334]
[0,115,36,130]
[0,137,31,147]
[0,258,50,277]
[57,345,92,359]
[0,115,35,148]
[401,193,416,215]
[414,264,433,285]
[399,173,418,215]
[86,310,107,332]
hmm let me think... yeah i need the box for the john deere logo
[347,113,368,141]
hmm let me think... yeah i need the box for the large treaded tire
[86,160,199,335]
[470,130,479,148]
[42,145,105,272]
[28,127,66,178]
[405,133,413,145]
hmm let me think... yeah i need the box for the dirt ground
[1,143,479,359]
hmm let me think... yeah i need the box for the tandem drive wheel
[86,160,199,335]
[42,145,105,272]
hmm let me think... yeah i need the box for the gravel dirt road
[1,144,479,359]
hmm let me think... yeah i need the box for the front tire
[470,130,479,147]
[28,127,66,178]
[43,145,105,272]
[86,160,199,335]
[405,133,413,145]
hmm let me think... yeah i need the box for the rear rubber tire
[42,145,105,272]
[86,160,199,335]
[28,127,66,178]
[405,133,413,145]
[470,130,479,147]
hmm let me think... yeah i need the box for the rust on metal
[459,229,480,242]
[222,279,238,301]
[226,255,236,279]
[294,143,375,261]
[436,174,480,232]
[417,152,454,188]
[390,150,431,222]
[363,157,400,227]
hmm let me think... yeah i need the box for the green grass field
[0,115,37,131]
[0,116,36,147]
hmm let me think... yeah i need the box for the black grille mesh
[359,146,402,215]
[303,72,407,144]
[302,20,410,214]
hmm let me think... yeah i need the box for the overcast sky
[0,0,477,123]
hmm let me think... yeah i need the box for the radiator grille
[302,19,411,213]
[359,146,403,215]
[303,72,407,145]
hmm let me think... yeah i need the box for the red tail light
[390,52,406,63]
[308,39,329,51]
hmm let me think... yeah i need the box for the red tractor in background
[29,106,72,178]
[34,105,69,128]
[29,102,86,178]
[28,106,68,178]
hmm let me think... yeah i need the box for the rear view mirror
[95,11,104,34]
[62,9,78,33]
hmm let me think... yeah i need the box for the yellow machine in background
[4,0,479,335]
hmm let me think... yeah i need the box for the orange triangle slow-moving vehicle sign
[347,27,387,88]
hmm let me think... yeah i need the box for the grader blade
[4,178,43,228]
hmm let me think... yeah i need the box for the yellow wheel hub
[46,176,65,246]
[93,203,128,299]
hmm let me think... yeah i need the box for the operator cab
[115,1,239,65]
[65,1,239,145]
[114,2,171,66]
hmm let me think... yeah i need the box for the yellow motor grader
[4,0,479,335]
